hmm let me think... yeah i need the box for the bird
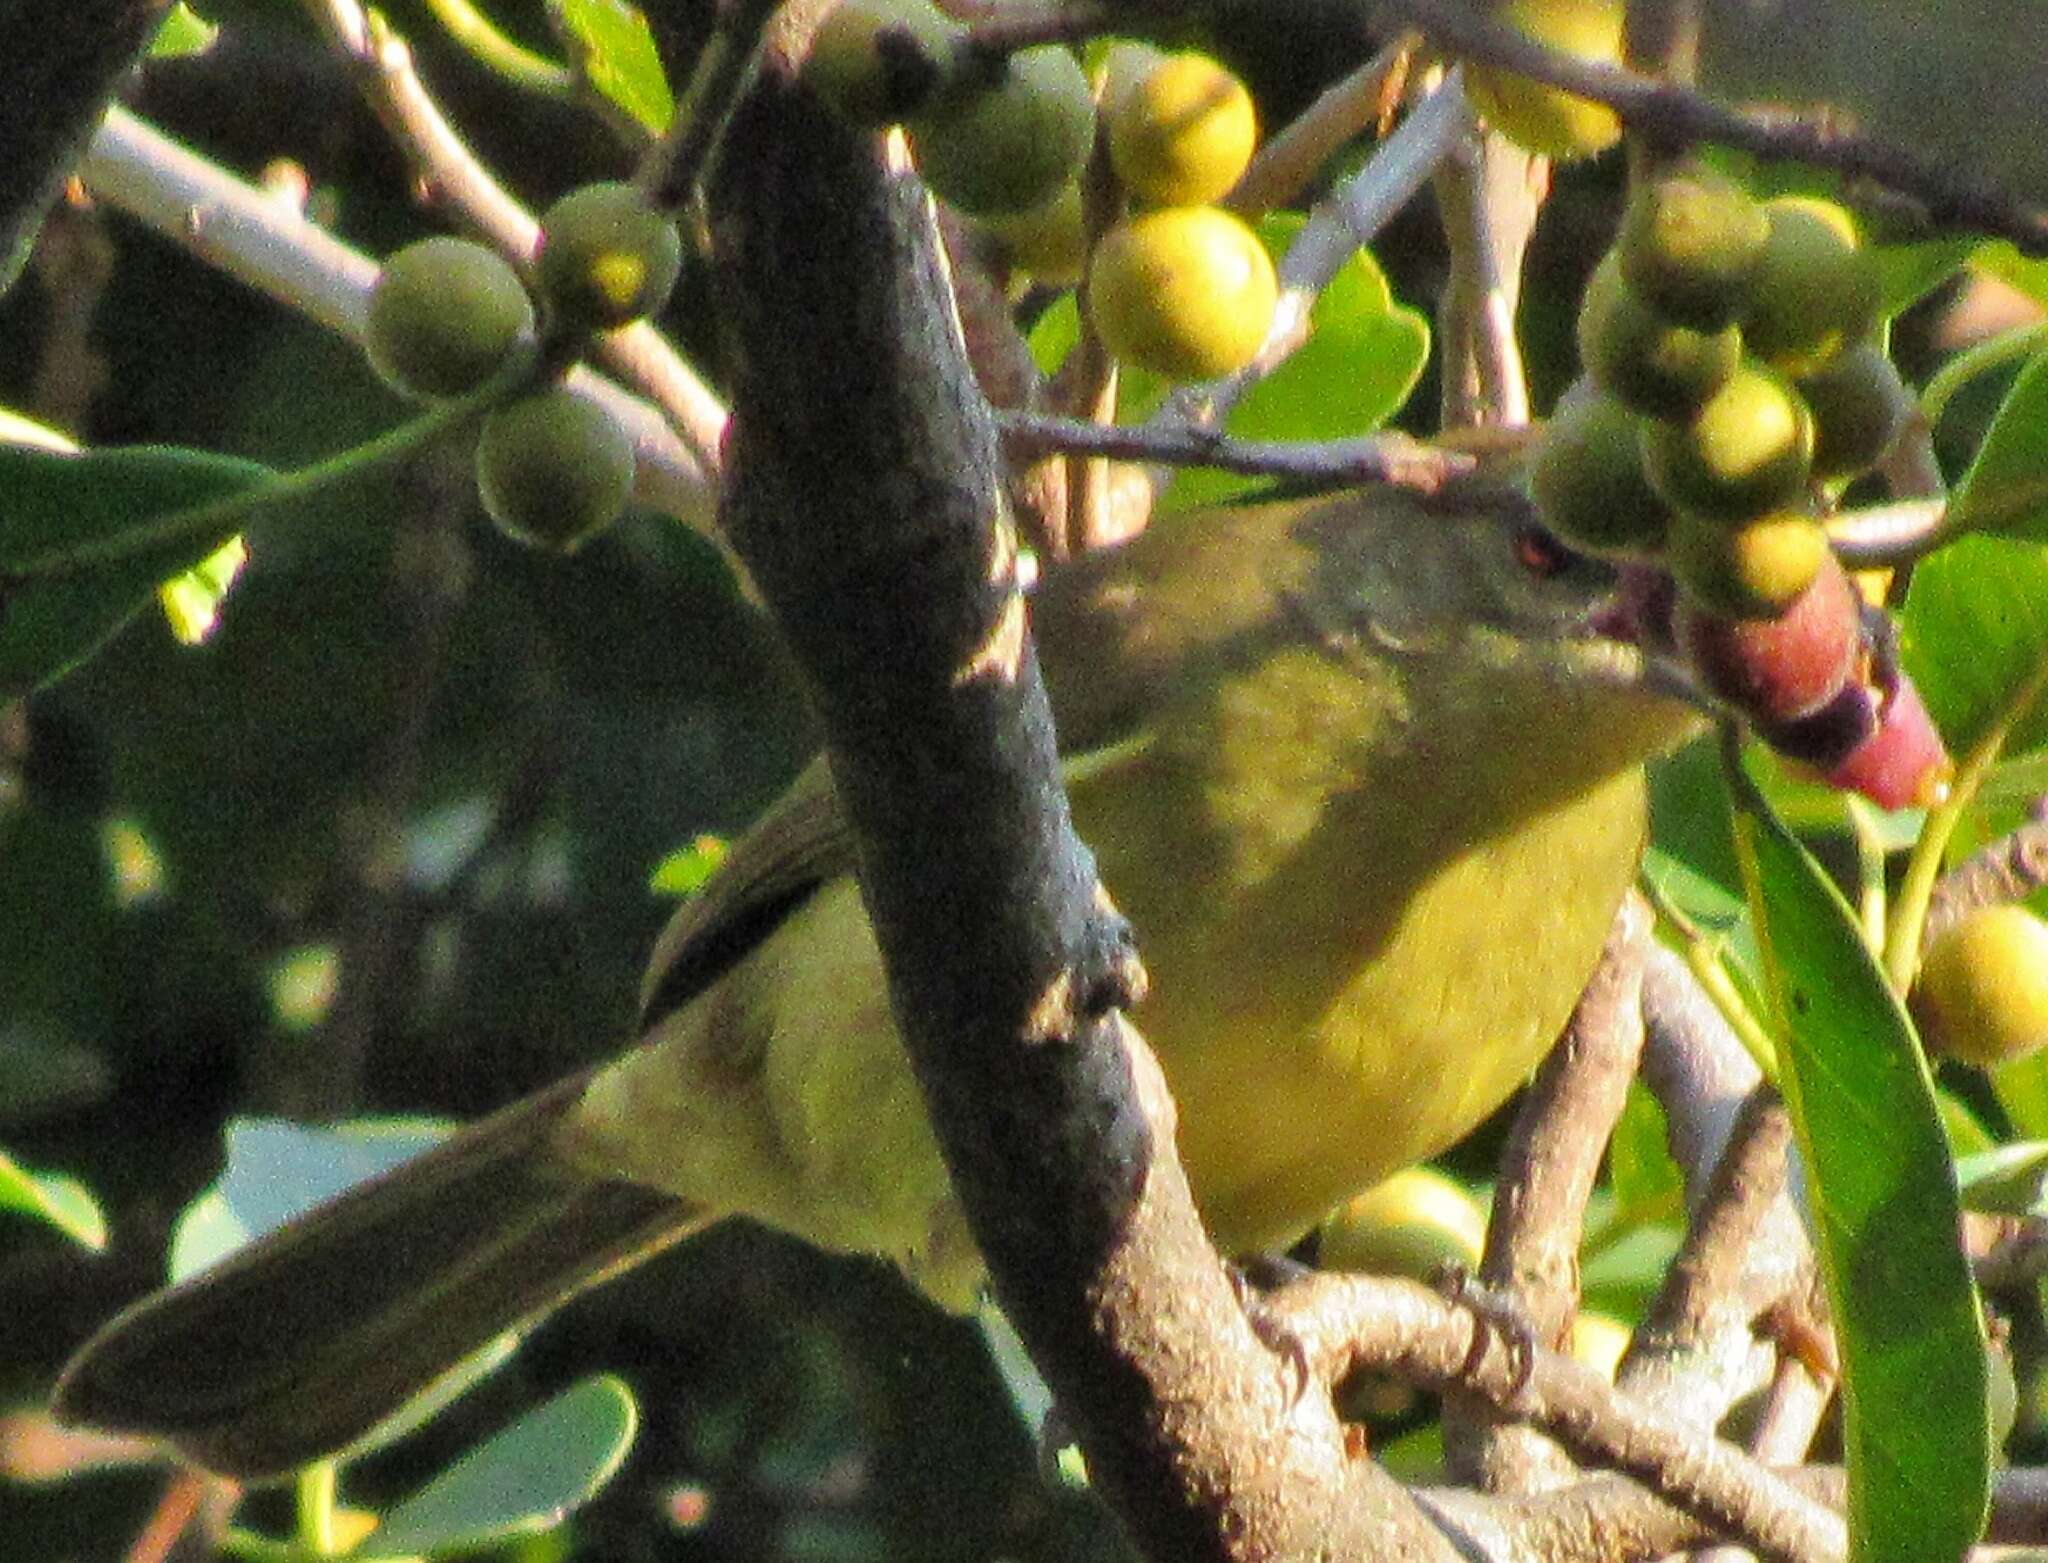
[51,482,1700,1480]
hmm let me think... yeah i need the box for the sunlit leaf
[0,1145,107,1249]
[550,0,673,133]
[149,3,217,57]
[1725,754,1989,1563]
[1899,535,2048,759]
[649,833,728,896]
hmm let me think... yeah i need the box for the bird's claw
[1433,1263,1538,1401]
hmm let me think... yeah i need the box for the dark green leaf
[1947,353,2048,544]
[1606,1083,1685,1225]
[356,1375,637,1558]
[0,444,274,694]
[1725,755,1989,1563]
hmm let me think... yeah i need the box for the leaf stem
[1884,653,2048,989]
[1846,795,1890,954]
[418,0,573,96]
[4,383,501,580]
[296,1461,339,1556]
[1638,862,1780,1077]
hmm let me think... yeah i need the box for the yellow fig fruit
[1107,51,1259,208]
[1318,1167,1488,1281]
[1464,0,1624,161]
[1913,905,2048,1068]
[1086,206,1277,382]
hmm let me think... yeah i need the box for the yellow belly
[1105,765,1646,1253]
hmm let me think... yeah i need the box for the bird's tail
[52,1074,713,1481]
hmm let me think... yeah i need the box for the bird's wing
[636,755,860,1030]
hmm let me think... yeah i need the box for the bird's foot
[1433,1263,1538,1402]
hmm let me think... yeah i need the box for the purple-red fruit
[1824,673,1951,810]
[1675,551,1859,724]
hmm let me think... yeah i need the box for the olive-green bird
[52,488,1699,1479]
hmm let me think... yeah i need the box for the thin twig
[1636,1086,1796,1349]
[997,411,1474,492]
[1924,815,2048,945]
[1226,36,1415,219]
[1138,73,1470,479]
[1433,102,1540,429]
[1630,953,1820,1440]
[1388,0,2048,252]
[1826,497,1948,569]
[419,0,574,96]
[641,0,778,211]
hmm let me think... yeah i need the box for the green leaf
[0,1144,107,1249]
[1954,1141,2048,1216]
[549,0,673,133]
[1164,220,1428,512]
[149,3,217,57]
[1991,1044,2048,1143]
[1947,352,2048,544]
[1577,1220,1682,1320]
[158,534,249,646]
[649,833,727,896]
[1606,1083,1685,1226]
[1871,237,1976,319]
[1899,535,2048,759]
[169,1117,453,1282]
[1974,242,2048,313]
[355,1375,637,1558]
[1022,294,1174,421]
[0,444,274,694]
[1724,754,1989,1563]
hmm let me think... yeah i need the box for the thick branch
[702,39,1455,1563]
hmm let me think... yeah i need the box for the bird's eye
[1513,524,1575,579]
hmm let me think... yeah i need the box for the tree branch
[702,28,1461,1563]
[1388,0,2048,252]
[1265,1272,1848,1563]
[79,107,718,534]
